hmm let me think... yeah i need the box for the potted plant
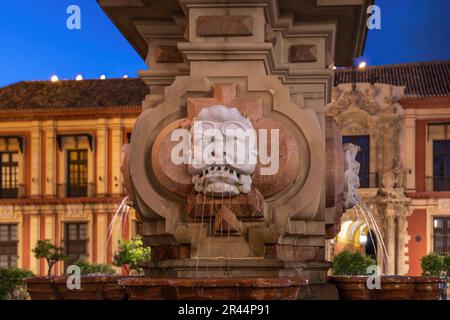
[53,261,127,300]
[0,267,34,300]
[75,261,117,275]
[113,235,151,275]
[26,240,67,300]
[418,252,448,300]
[329,251,415,300]
[444,255,450,299]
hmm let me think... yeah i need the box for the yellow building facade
[0,78,147,275]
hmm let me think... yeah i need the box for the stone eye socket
[211,136,215,142]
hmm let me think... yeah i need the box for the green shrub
[113,235,151,275]
[0,267,34,300]
[421,252,444,277]
[32,240,66,276]
[443,254,450,276]
[72,261,116,275]
[332,251,376,276]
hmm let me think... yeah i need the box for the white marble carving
[188,105,257,197]
[343,143,361,209]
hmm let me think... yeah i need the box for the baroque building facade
[329,61,450,276]
[0,78,148,275]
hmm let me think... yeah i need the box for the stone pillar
[397,214,408,275]
[43,121,56,197]
[95,209,108,264]
[110,119,123,195]
[28,211,40,274]
[96,120,108,196]
[30,122,41,196]
[404,112,416,192]
[386,209,396,275]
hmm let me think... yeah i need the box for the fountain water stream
[108,196,130,243]
[354,200,390,270]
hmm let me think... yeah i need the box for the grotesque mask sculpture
[188,105,257,197]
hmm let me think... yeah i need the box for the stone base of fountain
[141,258,330,282]
[119,277,308,300]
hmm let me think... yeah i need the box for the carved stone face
[187,105,257,197]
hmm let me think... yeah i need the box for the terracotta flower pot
[25,277,61,300]
[413,276,445,300]
[119,277,309,300]
[330,275,444,300]
[329,275,415,300]
[26,275,128,300]
[54,275,127,300]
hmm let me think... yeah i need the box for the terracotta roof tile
[334,60,450,98]
[0,78,149,110]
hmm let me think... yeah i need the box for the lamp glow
[358,61,367,69]
[360,234,368,245]
[100,75,106,80]
[50,75,59,82]
[76,74,83,81]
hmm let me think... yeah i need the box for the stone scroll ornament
[343,143,361,209]
[121,83,305,236]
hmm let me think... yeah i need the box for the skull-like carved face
[188,105,257,197]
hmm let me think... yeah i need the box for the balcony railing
[57,183,96,198]
[426,176,450,192]
[359,172,379,189]
[0,184,25,199]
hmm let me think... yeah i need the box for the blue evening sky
[0,0,449,87]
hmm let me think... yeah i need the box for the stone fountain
[100,0,372,300]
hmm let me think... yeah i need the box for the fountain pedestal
[99,0,371,300]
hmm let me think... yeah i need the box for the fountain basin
[413,276,446,300]
[119,277,309,300]
[329,275,445,300]
[26,275,128,300]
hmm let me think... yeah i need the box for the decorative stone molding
[155,46,184,63]
[65,204,86,219]
[289,45,317,63]
[0,205,15,219]
[196,16,253,37]
[328,83,406,186]
[438,199,450,211]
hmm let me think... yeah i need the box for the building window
[343,135,373,188]
[0,224,18,267]
[67,150,88,197]
[0,152,18,198]
[64,223,88,268]
[432,140,450,191]
[433,217,450,255]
